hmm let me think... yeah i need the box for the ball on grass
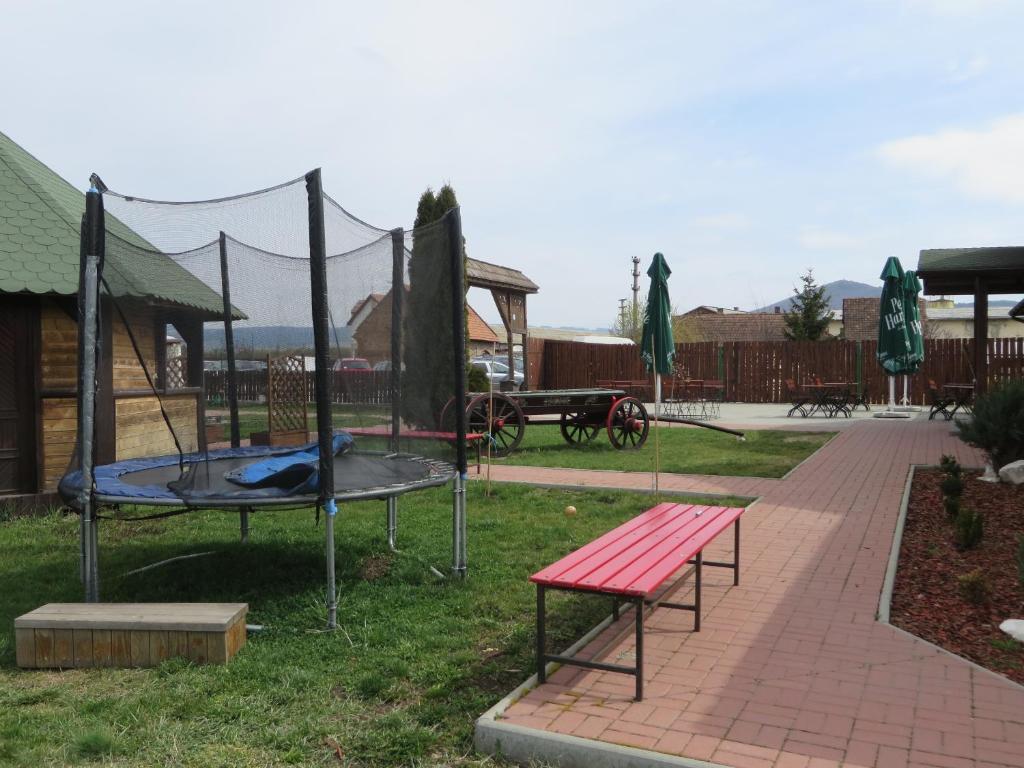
[564,505,577,516]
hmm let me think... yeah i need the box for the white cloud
[877,114,1024,203]
[798,227,864,251]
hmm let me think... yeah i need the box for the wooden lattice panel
[267,354,308,442]
[165,356,186,390]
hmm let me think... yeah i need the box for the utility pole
[618,298,628,331]
[631,256,641,335]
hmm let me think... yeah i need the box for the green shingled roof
[0,130,228,318]
[918,247,1024,273]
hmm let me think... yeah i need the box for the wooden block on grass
[14,604,247,669]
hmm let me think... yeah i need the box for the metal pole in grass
[78,186,105,602]
[218,232,241,448]
[447,207,468,576]
[306,169,337,628]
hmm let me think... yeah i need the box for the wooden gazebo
[916,247,1024,394]
[466,258,539,388]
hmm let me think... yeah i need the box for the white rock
[997,459,1024,485]
[999,619,1024,643]
[979,463,1000,483]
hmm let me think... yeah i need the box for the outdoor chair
[785,379,808,417]
[928,379,957,421]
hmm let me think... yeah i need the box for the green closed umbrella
[902,269,924,373]
[641,252,674,496]
[898,268,924,408]
[641,252,675,377]
[877,256,912,412]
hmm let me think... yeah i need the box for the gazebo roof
[466,258,538,294]
[916,247,1024,295]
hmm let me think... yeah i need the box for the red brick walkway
[486,419,1024,768]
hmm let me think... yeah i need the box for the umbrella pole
[654,373,661,501]
[888,376,896,411]
[901,375,910,406]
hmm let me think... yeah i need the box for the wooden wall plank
[129,630,150,667]
[53,629,74,667]
[15,628,36,668]
[188,632,208,664]
[73,629,94,668]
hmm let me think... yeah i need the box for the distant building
[672,305,845,342]
[350,288,499,361]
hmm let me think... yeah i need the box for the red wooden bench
[341,426,487,473]
[531,502,745,700]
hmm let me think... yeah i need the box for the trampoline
[67,170,471,629]
[59,442,454,507]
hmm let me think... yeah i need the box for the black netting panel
[69,173,467,501]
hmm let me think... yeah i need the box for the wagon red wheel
[559,412,600,445]
[467,393,525,457]
[606,397,649,449]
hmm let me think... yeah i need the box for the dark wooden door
[0,298,39,493]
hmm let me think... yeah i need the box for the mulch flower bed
[891,468,1024,684]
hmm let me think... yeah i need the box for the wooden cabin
[0,130,227,509]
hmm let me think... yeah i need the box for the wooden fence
[538,337,1024,405]
[202,338,1023,406]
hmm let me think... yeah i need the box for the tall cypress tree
[403,185,463,427]
[783,269,832,341]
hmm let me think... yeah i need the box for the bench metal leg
[694,551,702,632]
[537,586,546,684]
[635,595,644,701]
[734,519,740,586]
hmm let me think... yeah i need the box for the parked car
[471,357,524,390]
[372,360,405,372]
[333,357,372,373]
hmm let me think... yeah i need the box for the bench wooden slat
[611,506,743,596]
[578,506,730,595]
[530,502,679,585]
[548,505,700,590]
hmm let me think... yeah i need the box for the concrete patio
[474,410,1024,768]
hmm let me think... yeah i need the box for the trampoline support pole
[240,507,250,544]
[387,497,398,551]
[452,474,467,577]
[326,501,337,630]
[79,188,103,604]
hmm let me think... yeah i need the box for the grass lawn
[0,484,750,767]
[497,426,834,478]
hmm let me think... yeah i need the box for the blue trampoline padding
[58,434,355,503]
[224,433,353,494]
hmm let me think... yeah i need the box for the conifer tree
[783,269,832,341]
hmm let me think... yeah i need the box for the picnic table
[664,378,724,421]
[531,501,744,701]
[791,382,855,418]
[929,382,974,421]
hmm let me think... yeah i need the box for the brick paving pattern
[486,418,1024,768]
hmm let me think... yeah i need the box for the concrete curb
[876,464,1024,692]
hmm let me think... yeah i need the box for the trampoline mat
[60,447,453,506]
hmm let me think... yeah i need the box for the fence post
[717,344,725,389]
[856,341,863,400]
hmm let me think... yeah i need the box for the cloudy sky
[4,0,1024,327]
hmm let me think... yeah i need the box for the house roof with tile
[675,311,789,342]
[0,130,228,318]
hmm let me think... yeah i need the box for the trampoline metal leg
[325,502,337,630]
[90,513,99,601]
[387,497,398,551]
[240,507,250,544]
[452,474,467,577]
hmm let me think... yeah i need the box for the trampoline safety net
[65,170,469,506]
